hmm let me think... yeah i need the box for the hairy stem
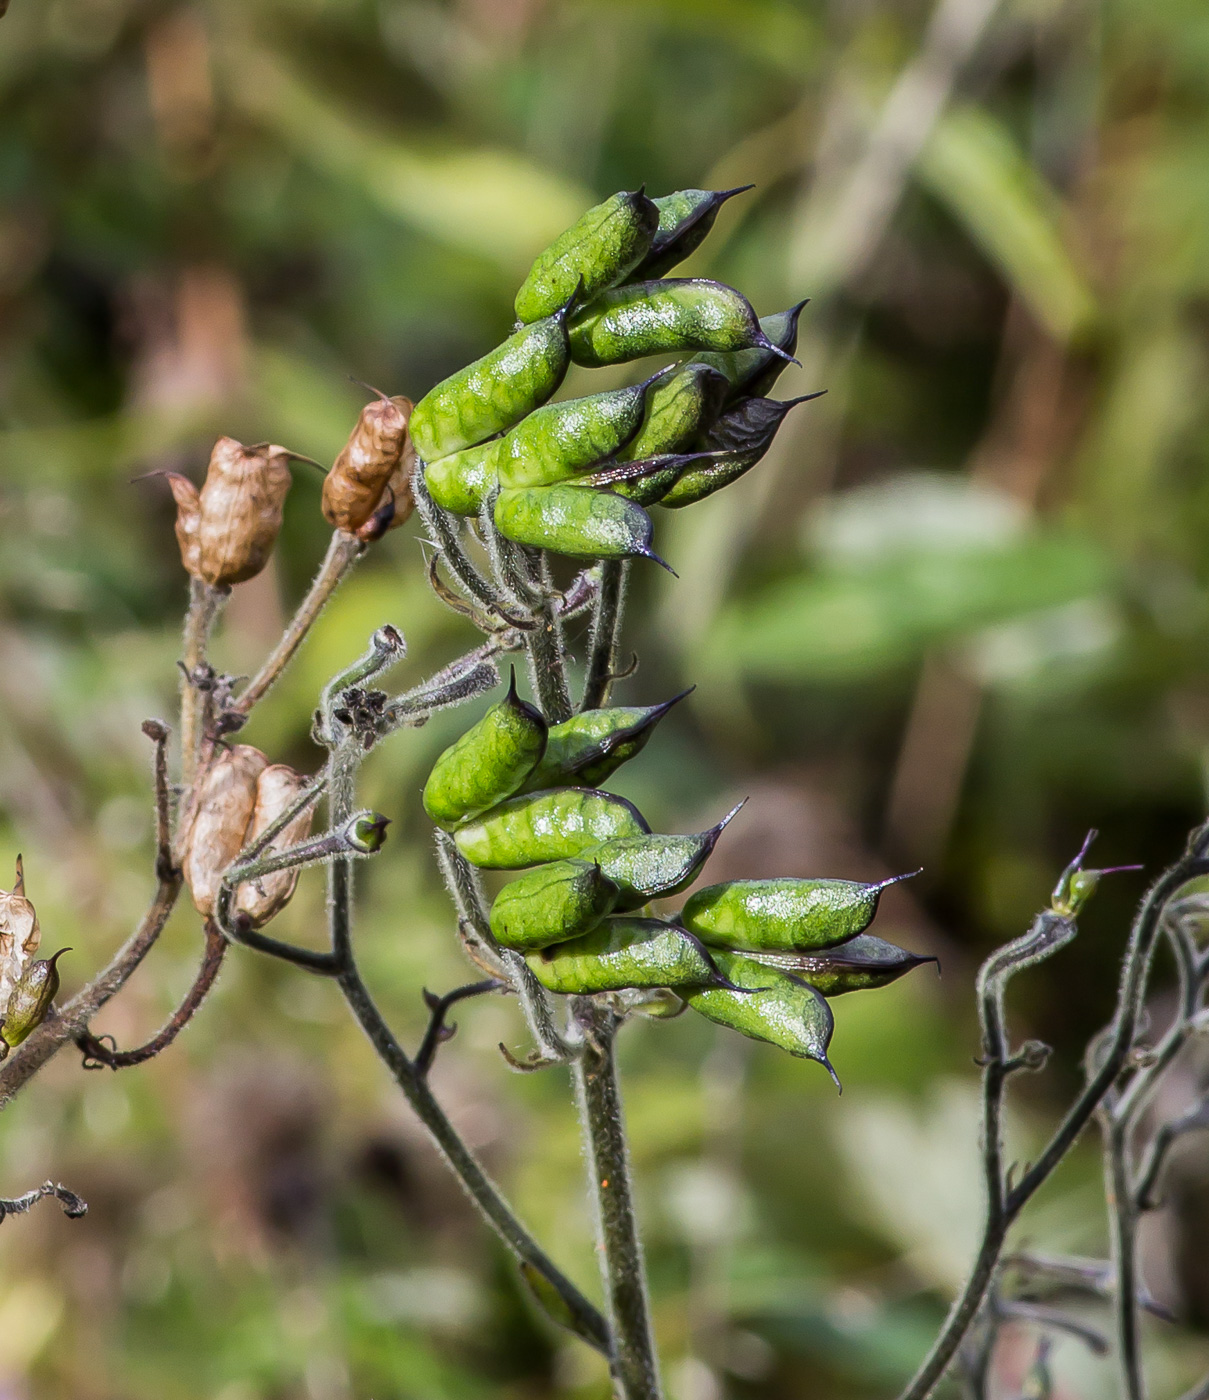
[179,578,227,791]
[572,997,661,1400]
[230,531,364,721]
[581,560,628,711]
[522,548,573,723]
[1105,1116,1145,1400]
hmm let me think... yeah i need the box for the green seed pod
[692,300,809,402]
[681,872,917,953]
[515,189,660,325]
[495,373,661,490]
[1,948,67,1049]
[686,950,837,1083]
[585,803,744,909]
[741,933,939,996]
[617,364,731,461]
[569,279,792,368]
[527,917,733,995]
[489,859,619,951]
[660,393,821,509]
[630,186,754,281]
[409,307,572,461]
[454,787,650,869]
[423,441,501,517]
[347,814,391,853]
[422,671,548,827]
[520,691,689,793]
[493,485,669,568]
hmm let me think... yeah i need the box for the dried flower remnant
[0,857,39,1010]
[322,393,416,539]
[167,437,294,586]
[2,950,68,1050]
[233,765,315,927]
[180,745,267,916]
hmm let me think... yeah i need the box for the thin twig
[0,1180,87,1221]
[179,578,227,791]
[141,719,176,881]
[226,531,364,724]
[581,560,628,712]
[415,979,504,1077]
[76,920,226,1069]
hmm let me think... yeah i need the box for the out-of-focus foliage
[3,0,1209,1396]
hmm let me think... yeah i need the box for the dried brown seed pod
[167,437,294,587]
[0,856,40,1011]
[233,764,315,927]
[180,745,268,916]
[321,394,416,538]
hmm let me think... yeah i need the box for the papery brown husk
[180,745,268,915]
[181,437,293,586]
[0,856,40,1009]
[233,764,314,927]
[166,473,203,577]
[322,395,416,536]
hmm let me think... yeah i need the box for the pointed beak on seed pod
[322,393,417,540]
[166,437,294,587]
[1,948,68,1051]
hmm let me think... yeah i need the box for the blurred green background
[4,0,1209,1395]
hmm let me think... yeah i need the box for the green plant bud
[692,299,809,401]
[585,803,743,909]
[686,950,837,1083]
[617,363,731,461]
[489,859,619,951]
[741,933,938,996]
[495,373,661,490]
[520,691,689,793]
[660,392,821,509]
[409,307,572,461]
[1,948,67,1050]
[515,189,660,324]
[423,671,548,827]
[348,814,391,853]
[526,917,734,995]
[423,440,501,517]
[493,485,669,568]
[681,872,917,953]
[630,185,754,281]
[569,279,793,368]
[579,451,720,506]
[454,787,650,869]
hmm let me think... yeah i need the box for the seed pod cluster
[425,681,931,1080]
[0,858,66,1054]
[413,186,822,561]
[179,745,314,926]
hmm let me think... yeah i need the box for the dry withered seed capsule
[233,765,315,928]
[1,949,67,1049]
[0,856,40,1012]
[322,393,416,537]
[167,437,294,587]
[180,745,268,916]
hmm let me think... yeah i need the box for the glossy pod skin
[527,917,727,995]
[493,484,663,565]
[681,873,914,952]
[424,441,501,517]
[629,186,754,282]
[660,393,821,509]
[742,933,938,997]
[489,859,619,951]
[495,375,658,490]
[514,190,659,325]
[568,279,789,368]
[585,806,741,909]
[422,673,547,827]
[616,364,730,461]
[520,694,687,793]
[454,787,650,869]
[686,950,837,1081]
[692,300,808,403]
[409,307,571,461]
